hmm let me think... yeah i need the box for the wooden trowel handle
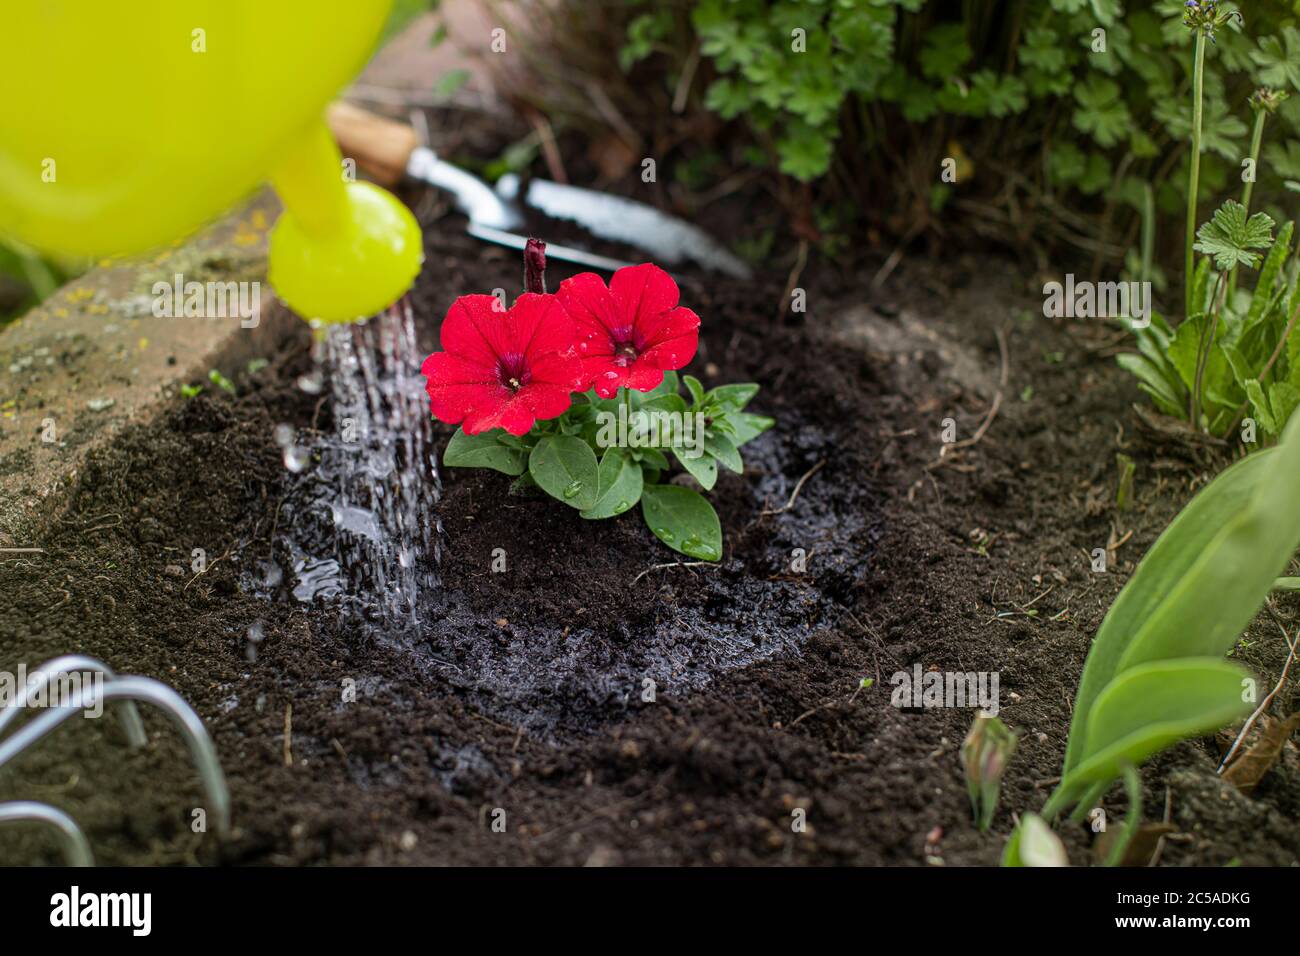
[326,101,419,188]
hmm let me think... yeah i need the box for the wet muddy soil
[2,218,1299,866]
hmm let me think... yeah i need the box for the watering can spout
[267,121,423,324]
[0,1,422,325]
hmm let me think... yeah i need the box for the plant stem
[1239,108,1265,220]
[1139,182,1155,288]
[1228,108,1267,303]
[1184,28,1207,321]
[1103,764,1143,867]
[1191,267,1227,427]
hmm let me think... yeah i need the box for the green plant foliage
[1193,199,1275,270]
[616,0,1300,198]
[1124,209,1299,438]
[1004,410,1300,864]
[442,372,772,561]
[1111,2,1300,439]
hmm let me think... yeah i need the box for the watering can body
[0,1,423,322]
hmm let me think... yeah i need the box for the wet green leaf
[528,434,599,510]
[640,485,722,561]
[581,448,643,520]
[444,429,527,476]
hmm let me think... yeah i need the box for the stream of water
[270,299,442,624]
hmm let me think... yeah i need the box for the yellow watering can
[0,1,422,324]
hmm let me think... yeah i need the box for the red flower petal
[636,306,700,370]
[611,263,680,329]
[558,265,700,394]
[438,294,516,369]
[557,272,625,342]
[423,291,582,433]
[507,292,578,358]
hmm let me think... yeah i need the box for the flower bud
[961,711,1018,832]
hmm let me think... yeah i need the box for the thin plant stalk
[1139,183,1155,287]
[1184,28,1207,322]
[1192,267,1228,426]
[1228,108,1267,303]
[1103,765,1143,867]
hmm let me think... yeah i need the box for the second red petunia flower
[556,263,700,399]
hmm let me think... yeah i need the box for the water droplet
[615,500,630,514]
[562,480,584,500]
[655,527,675,542]
[283,445,309,473]
[297,370,324,394]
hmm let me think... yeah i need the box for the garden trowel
[327,102,752,279]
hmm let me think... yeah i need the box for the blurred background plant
[0,240,78,327]
[451,0,1300,278]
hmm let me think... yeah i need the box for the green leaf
[1269,381,1300,434]
[919,23,972,79]
[1250,27,1300,92]
[640,485,722,561]
[1193,200,1275,271]
[971,71,1026,118]
[730,412,775,446]
[528,434,600,510]
[1167,315,1212,392]
[444,429,528,476]
[1116,354,1184,417]
[683,375,706,406]
[706,432,743,473]
[676,447,718,490]
[640,393,688,418]
[1072,77,1131,148]
[1245,378,1277,436]
[433,68,471,100]
[581,448,644,520]
[1245,221,1293,332]
[633,446,670,471]
[642,370,680,401]
[1063,412,1300,780]
[1019,27,1066,74]
[1265,141,1300,182]
[1066,659,1252,790]
[708,383,760,411]
[1157,98,1249,161]
[1048,141,1087,186]
[777,121,835,180]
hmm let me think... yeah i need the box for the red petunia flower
[556,263,700,399]
[421,292,584,436]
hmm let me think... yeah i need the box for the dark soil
[2,216,1299,866]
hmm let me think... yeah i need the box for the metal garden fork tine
[0,655,148,747]
[0,800,94,866]
[0,676,231,836]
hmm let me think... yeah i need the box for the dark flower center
[613,342,640,367]
[497,354,529,393]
